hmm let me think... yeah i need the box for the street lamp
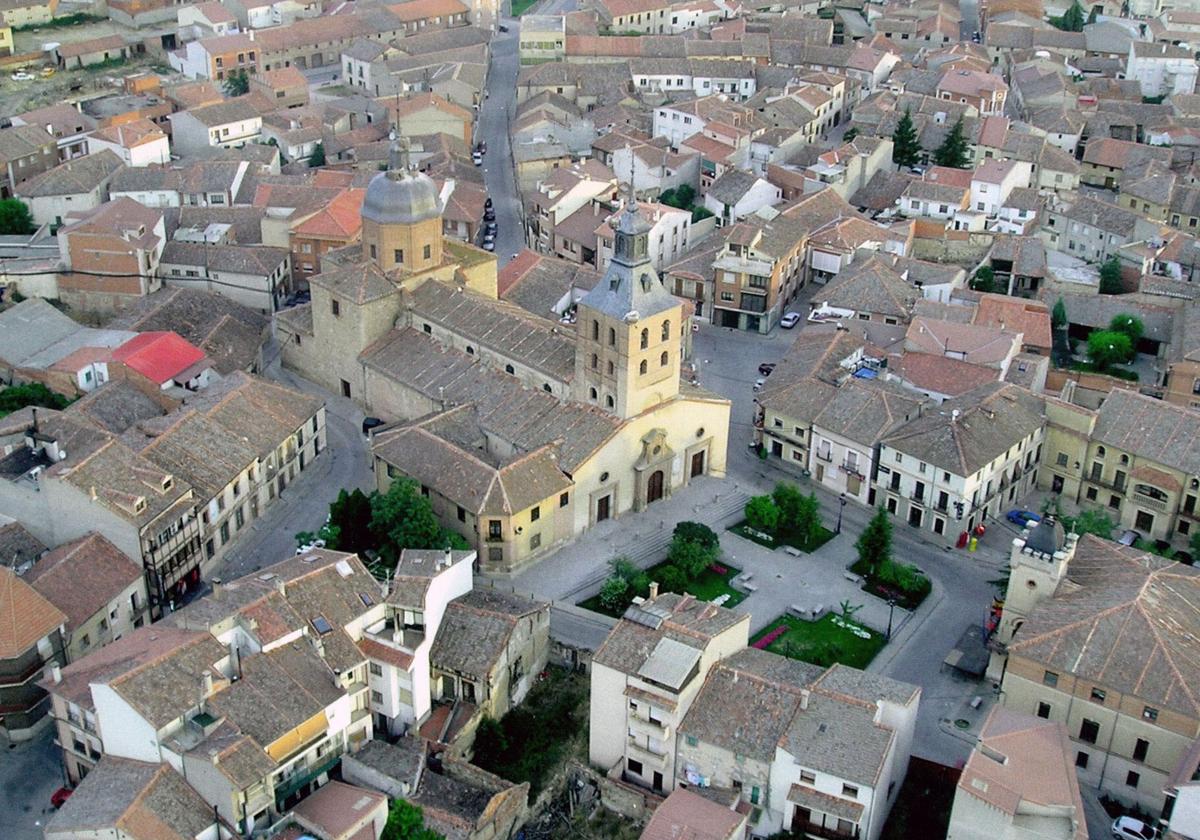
[835,492,847,535]
[886,598,896,641]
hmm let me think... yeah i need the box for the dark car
[498,23,509,31]
[484,211,496,223]
[758,362,776,376]
[484,197,493,210]
[51,788,73,809]
[362,417,384,436]
[1005,510,1041,527]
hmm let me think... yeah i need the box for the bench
[783,546,802,557]
[812,604,825,618]
[744,583,758,593]
[970,696,983,710]
[843,571,862,584]
[789,604,805,617]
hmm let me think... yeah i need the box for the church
[276,144,731,574]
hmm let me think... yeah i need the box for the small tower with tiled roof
[361,135,443,275]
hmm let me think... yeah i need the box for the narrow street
[477,18,525,266]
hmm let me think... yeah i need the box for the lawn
[750,613,885,669]
[729,520,835,553]
[578,560,745,617]
[848,558,931,611]
[509,0,539,15]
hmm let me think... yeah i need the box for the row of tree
[597,521,720,613]
[891,109,971,171]
[744,483,826,549]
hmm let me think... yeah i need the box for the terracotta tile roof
[57,34,127,60]
[358,637,413,670]
[973,293,1052,352]
[293,188,365,238]
[640,788,746,840]
[0,564,65,659]
[892,350,1001,397]
[112,331,207,384]
[25,533,141,634]
[385,0,468,21]
[389,91,472,122]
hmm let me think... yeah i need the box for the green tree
[668,533,717,580]
[598,575,630,612]
[971,264,998,293]
[1099,256,1123,294]
[892,108,921,169]
[843,127,859,143]
[1087,330,1133,370]
[1189,530,1200,564]
[369,478,446,562]
[1052,297,1067,330]
[1065,509,1115,540]
[933,117,971,169]
[1109,313,1144,345]
[309,141,326,167]
[745,494,780,533]
[855,506,893,577]
[472,716,508,768]
[773,483,822,547]
[838,600,863,622]
[0,382,69,417]
[1057,0,1085,30]
[674,521,719,550]
[327,488,374,553]
[0,198,34,235]
[223,68,250,97]
[382,799,445,840]
[656,563,688,593]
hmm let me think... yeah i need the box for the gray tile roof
[430,589,547,680]
[15,150,122,198]
[816,257,918,320]
[882,382,1045,476]
[160,241,290,277]
[707,168,762,207]
[1091,388,1200,476]
[593,592,746,675]
[780,691,896,787]
[1009,535,1200,717]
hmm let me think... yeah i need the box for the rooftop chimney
[648,581,660,599]
[201,670,214,696]
[48,663,62,684]
[211,577,223,597]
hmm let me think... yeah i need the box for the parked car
[484,197,493,210]
[1005,510,1041,527]
[10,71,34,81]
[972,30,981,41]
[1112,816,1158,840]
[498,23,509,31]
[758,362,776,375]
[362,416,384,436]
[483,240,496,251]
[1117,529,1142,546]
[780,312,801,329]
[753,378,765,392]
[483,209,496,222]
[485,220,497,233]
[472,151,483,166]
[910,164,928,176]
[51,787,73,809]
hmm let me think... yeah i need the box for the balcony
[627,734,669,760]
[274,746,344,808]
[794,821,860,840]
[629,714,670,739]
[841,461,864,479]
[908,493,925,505]
[1131,491,1169,513]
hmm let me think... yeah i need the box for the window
[592,320,600,340]
[661,351,669,367]
[1075,751,1089,769]
[627,758,643,776]
[591,353,598,369]
[311,615,333,635]
[531,505,541,522]
[395,248,404,264]
[1037,702,1051,719]
[457,506,466,522]
[1090,688,1106,703]
[423,244,431,260]
[488,520,502,539]
[686,735,698,747]
[661,320,670,341]
[589,387,597,400]
[640,360,648,374]
[1143,706,1158,722]
[1126,771,1140,789]
[842,784,859,798]
[371,690,383,703]
[1043,670,1058,687]
[609,327,616,346]
[640,328,649,349]
[800,770,816,784]
[530,533,541,550]
[1056,452,1068,467]
[1133,738,1149,763]
[370,663,383,676]
[560,492,569,507]
[331,299,340,316]
[606,395,614,408]
[220,521,230,543]
[1079,719,1100,744]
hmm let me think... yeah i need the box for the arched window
[640,328,649,349]
[466,345,475,355]
[592,320,600,340]
[589,387,597,400]
[543,384,552,393]
[661,320,670,341]
[660,350,669,367]
[591,353,598,369]
[505,364,515,375]
[639,360,648,374]
[607,360,614,375]
[1097,446,1106,457]
[608,327,616,346]
[605,395,614,408]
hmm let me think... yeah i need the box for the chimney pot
[49,663,62,684]
[648,581,659,599]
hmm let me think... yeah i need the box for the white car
[1112,817,1158,840]
[10,71,34,81]
[753,378,765,392]
[780,312,801,329]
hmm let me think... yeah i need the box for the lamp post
[835,492,847,535]
[886,598,896,641]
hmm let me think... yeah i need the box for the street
[477,18,525,267]
[1,727,66,840]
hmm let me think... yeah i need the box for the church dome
[362,167,440,226]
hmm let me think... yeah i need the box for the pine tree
[308,142,326,168]
[1059,0,1085,31]
[1052,297,1067,330]
[892,108,921,169]
[933,117,971,169]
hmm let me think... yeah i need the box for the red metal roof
[112,331,206,384]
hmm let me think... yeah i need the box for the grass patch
[579,560,744,617]
[509,0,540,15]
[729,520,835,553]
[849,558,931,610]
[471,667,587,801]
[750,613,885,669]
[1067,360,1139,381]
[14,12,105,30]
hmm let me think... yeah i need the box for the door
[1052,475,1064,493]
[596,495,611,522]
[816,464,824,482]
[771,440,783,457]
[691,450,705,477]
[1135,510,1154,532]
[652,771,663,792]
[792,807,812,832]
[908,506,923,528]
[647,470,665,504]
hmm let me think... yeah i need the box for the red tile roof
[357,637,414,670]
[112,331,207,384]
[293,188,365,238]
[0,565,66,659]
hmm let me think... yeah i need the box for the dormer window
[134,498,146,513]
[162,477,173,491]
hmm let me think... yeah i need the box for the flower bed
[749,613,886,669]
[578,559,745,616]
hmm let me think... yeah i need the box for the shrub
[598,576,630,612]
[745,494,780,533]
[668,534,717,580]
[674,521,718,550]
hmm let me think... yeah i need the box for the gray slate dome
[1025,516,1066,555]
[362,167,440,226]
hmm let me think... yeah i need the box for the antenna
[625,143,635,209]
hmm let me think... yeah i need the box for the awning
[787,784,865,821]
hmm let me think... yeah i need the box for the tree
[1109,313,1144,345]
[369,478,446,561]
[1099,256,1123,294]
[971,265,998,293]
[855,506,893,577]
[668,533,717,580]
[659,184,695,210]
[1087,329,1133,370]
[1189,530,1200,564]
[1065,509,1115,540]
[598,575,630,612]
[745,495,780,533]
[674,521,718,551]
[1052,297,1067,330]
[328,488,373,553]
[382,799,445,840]
[838,600,863,623]
[1057,0,1085,30]
[472,716,509,769]
[892,108,921,169]
[656,563,688,593]
[933,117,971,169]
[309,141,326,167]
[223,68,250,97]
[773,483,822,547]
[0,382,69,417]
[843,127,859,143]
[0,198,34,235]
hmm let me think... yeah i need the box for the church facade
[276,147,731,574]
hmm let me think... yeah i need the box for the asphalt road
[213,350,375,581]
[960,0,980,39]
[1,727,67,840]
[477,18,525,267]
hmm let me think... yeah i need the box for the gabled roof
[0,564,65,659]
[817,257,917,319]
[111,331,207,384]
[25,533,142,634]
